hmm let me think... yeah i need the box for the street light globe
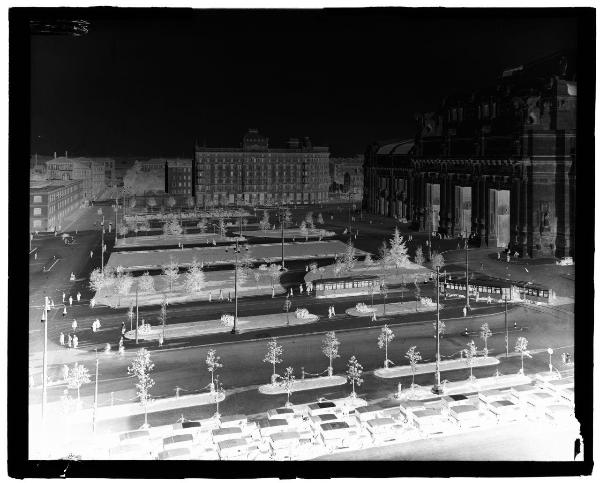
[547,348,554,355]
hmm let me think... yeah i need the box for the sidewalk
[124,311,320,341]
[346,301,438,317]
[374,356,500,379]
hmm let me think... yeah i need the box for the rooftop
[30,179,82,193]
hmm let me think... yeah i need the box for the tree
[129,197,137,209]
[377,324,395,368]
[197,218,207,233]
[158,295,168,341]
[252,269,262,290]
[479,322,492,357]
[333,256,344,275]
[515,336,530,374]
[65,363,91,406]
[138,271,155,294]
[186,196,195,210]
[414,246,425,265]
[267,264,282,289]
[128,348,155,429]
[114,270,134,306]
[405,346,422,388]
[378,240,389,266]
[432,319,447,338]
[414,279,421,312]
[322,331,340,376]
[118,224,129,237]
[166,196,176,210]
[283,298,292,325]
[299,220,308,240]
[206,348,223,393]
[342,241,357,272]
[89,268,106,293]
[146,197,157,212]
[263,338,283,385]
[259,211,270,233]
[305,211,314,229]
[346,356,364,399]
[316,213,324,225]
[283,208,293,226]
[279,366,296,407]
[163,219,183,237]
[381,283,389,314]
[385,227,409,274]
[184,258,205,293]
[363,253,374,266]
[464,340,478,381]
[213,375,225,419]
[218,218,226,237]
[161,259,180,292]
[431,251,445,270]
[127,303,134,331]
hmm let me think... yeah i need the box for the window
[33,195,42,203]
[33,219,42,228]
[33,207,42,216]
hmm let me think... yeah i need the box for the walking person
[69,296,73,306]
[299,284,303,295]
[331,305,336,316]
[289,287,293,297]
[219,289,223,301]
[272,286,275,298]
[67,333,72,348]
[158,334,164,347]
[328,306,332,319]
[62,292,66,303]
[462,306,467,318]
[72,319,78,332]
[59,332,65,346]
[90,298,96,309]
[121,321,126,335]
[76,292,81,302]
[72,334,78,349]
[62,364,69,381]
[34,252,37,260]
[209,292,212,302]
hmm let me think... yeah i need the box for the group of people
[62,291,82,306]
[327,305,336,318]
[59,331,78,349]
[208,289,232,302]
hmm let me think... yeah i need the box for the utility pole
[428,207,432,261]
[135,285,139,345]
[504,297,508,357]
[432,266,442,394]
[280,206,285,269]
[465,239,470,311]
[100,222,105,274]
[93,349,99,433]
[41,296,50,429]
[226,238,247,334]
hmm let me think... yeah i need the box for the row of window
[316,280,376,291]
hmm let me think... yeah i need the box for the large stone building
[45,155,106,201]
[364,53,576,258]
[30,179,83,232]
[165,158,193,197]
[191,129,330,206]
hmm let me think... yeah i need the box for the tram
[313,274,381,299]
[443,276,554,304]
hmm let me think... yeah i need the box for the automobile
[157,447,191,460]
[556,257,574,266]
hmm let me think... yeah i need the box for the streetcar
[443,276,554,304]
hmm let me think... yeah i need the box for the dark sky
[29,9,578,157]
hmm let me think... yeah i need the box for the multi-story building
[329,156,364,200]
[364,52,576,258]
[165,159,193,197]
[30,179,83,232]
[192,129,329,206]
[45,155,107,201]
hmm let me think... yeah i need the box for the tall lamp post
[278,204,287,269]
[464,238,471,311]
[93,349,99,433]
[432,265,444,394]
[40,296,51,429]
[504,296,509,357]
[225,238,248,334]
[100,220,105,274]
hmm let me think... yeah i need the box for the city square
[13,4,593,479]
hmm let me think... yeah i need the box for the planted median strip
[258,375,347,395]
[374,356,500,379]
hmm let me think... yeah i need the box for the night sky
[29,9,578,157]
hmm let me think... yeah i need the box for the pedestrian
[497,252,501,260]
[70,273,75,281]
[90,298,96,309]
[72,319,78,331]
[63,306,67,317]
[77,292,81,302]
[289,287,293,297]
[272,286,275,298]
[73,334,78,349]
[219,289,223,301]
[62,364,69,381]
[34,252,37,260]
[480,263,484,271]
[92,320,97,332]
[561,352,566,364]
[514,251,519,260]
[299,284,303,295]
[506,254,510,263]
[119,336,124,349]
[105,343,111,353]
[328,306,332,319]
[59,332,65,346]
[121,321,126,335]
[305,265,308,272]
[62,292,66,303]
[209,292,212,302]
[566,353,571,364]
[158,334,164,347]
[90,250,93,259]
[462,306,467,318]
[331,305,336,316]
[67,333,72,348]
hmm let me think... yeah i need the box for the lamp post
[40,296,50,429]
[135,284,139,345]
[465,238,470,311]
[547,347,553,373]
[428,207,432,261]
[225,238,248,334]
[93,349,99,433]
[504,296,509,357]
[278,204,286,269]
[100,221,105,274]
[432,265,443,394]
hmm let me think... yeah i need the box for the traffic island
[258,375,347,395]
[346,301,439,317]
[374,356,500,379]
[125,312,320,341]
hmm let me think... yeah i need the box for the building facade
[165,158,193,196]
[30,179,83,232]
[45,155,106,201]
[191,129,330,206]
[364,53,576,258]
[329,156,364,201]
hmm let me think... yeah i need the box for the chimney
[53,152,56,159]
[65,151,68,158]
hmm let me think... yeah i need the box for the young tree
[89,268,106,293]
[127,303,134,331]
[464,340,478,381]
[218,218,226,237]
[431,251,445,270]
[114,271,134,306]
[184,258,205,294]
[283,298,292,325]
[305,211,315,230]
[363,252,374,266]
[479,322,492,357]
[346,355,364,399]
[197,219,207,233]
[158,295,168,340]
[213,375,225,419]
[333,256,344,275]
[432,319,447,338]
[128,348,155,429]
[267,264,282,289]
[414,246,425,265]
[146,197,157,212]
[259,211,270,233]
[405,346,422,388]
[279,366,296,407]
[252,269,262,290]
[515,336,530,374]
[283,208,293,226]
[263,338,283,385]
[342,241,357,272]
[378,240,389,267]
[385,227,409,274]
[118,224,129,237]
[381,283,389,314]
[322,331,340,376]
[129,197,137,209]
[414,279,421,312]
[186,196,195,210]
[138,271,155,294]
[206,348,223,393]
[299,220,308,240]
[316,213,324,225]
[377,324,395,368]
[65,363,91,406]
[166,196,177,210]
[161,259,180,292]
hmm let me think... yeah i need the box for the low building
[30,179,83,232]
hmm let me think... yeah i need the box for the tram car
[443,276,553,304]
[312,274,381,299]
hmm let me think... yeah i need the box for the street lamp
[40,296,51,429]
[464,238,471,311]
[432,265,443,394]
[504,295,509,357]
[547,347,554,373]
[225,239,248,334]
